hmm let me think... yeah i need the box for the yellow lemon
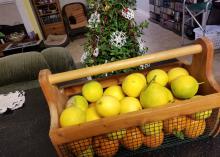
[140,83,169,108]
[120,97,142,114]
[133,73,147,85]
[86,106,101,122]
[122,73,146,97]
[163,87,174,103]
[171,75,198,99]
[168,67,189,83]
[77,145,94,157]
[60,107,86,127]
[66,95,88,111]
[146,69,168,86]
[82,81,103,102]
[190,96,212,120]
[95,96,120,117]
[107,129,127,140]
[103,85,125,101]
[191,110,212,120]
[140,121,163,135]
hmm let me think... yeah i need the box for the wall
[0,0,14,3]
[23,0,43,39]
[59,0,86,7]
[0,1,23,25]
[16,0,43,39]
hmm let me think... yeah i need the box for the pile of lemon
[59,67,205,127]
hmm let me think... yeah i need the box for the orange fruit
[93,135,119,157]
[163,116,187,134]
[68,138,92,155]
[143,132,164,148]
[120,127,144,150]
[184,118,206,138]
[93,136,104,150]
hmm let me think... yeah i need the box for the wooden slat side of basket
[49,93,220,145]
[38,37,220,156]
[39,69,69,128]
[186,38,220,94]
[184,38,220,137]
[39,70,69,157]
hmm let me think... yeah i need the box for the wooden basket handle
[48,44,202,84]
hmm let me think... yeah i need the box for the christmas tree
[82,0,148,75]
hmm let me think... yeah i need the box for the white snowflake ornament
[88,11,100,28]
[0,91,25,114]
[110,31,127,48]
[93,48,99,57]
[137,37,147,54]
[122,8,135,20]
[81,51,89,63]
[140,64,151,69]
[105,60,108,77]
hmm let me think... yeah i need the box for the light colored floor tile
[66,37,86,68]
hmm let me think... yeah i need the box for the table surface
[0,88,57,157]
[3,40,42,51]
[2,39,45,56]
[0,87,219,157]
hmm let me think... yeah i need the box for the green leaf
[83,0,147,75]
[173,129,185,140]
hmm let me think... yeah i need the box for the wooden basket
[39,38,220,157]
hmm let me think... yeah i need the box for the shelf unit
[35,2,57,7]
[149,0,201,35]
[31,0,66,39]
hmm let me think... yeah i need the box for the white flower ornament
[110,31,127,48]
[122,8,135,20]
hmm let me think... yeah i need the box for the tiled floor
[66,36,86,68]
[66,10,220,83]
[213,53,220,82]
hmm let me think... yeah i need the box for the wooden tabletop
[0,88,57,157]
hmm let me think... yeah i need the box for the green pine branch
[84,0,148,73]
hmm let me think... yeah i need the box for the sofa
[0,47,75,94]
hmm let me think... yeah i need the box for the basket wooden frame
[39,38,220,157]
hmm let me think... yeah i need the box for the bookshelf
[149,0,202,35]
[31,0,66,39]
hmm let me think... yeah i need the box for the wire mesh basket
[39,37,220,157]
[57,110,217,157]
